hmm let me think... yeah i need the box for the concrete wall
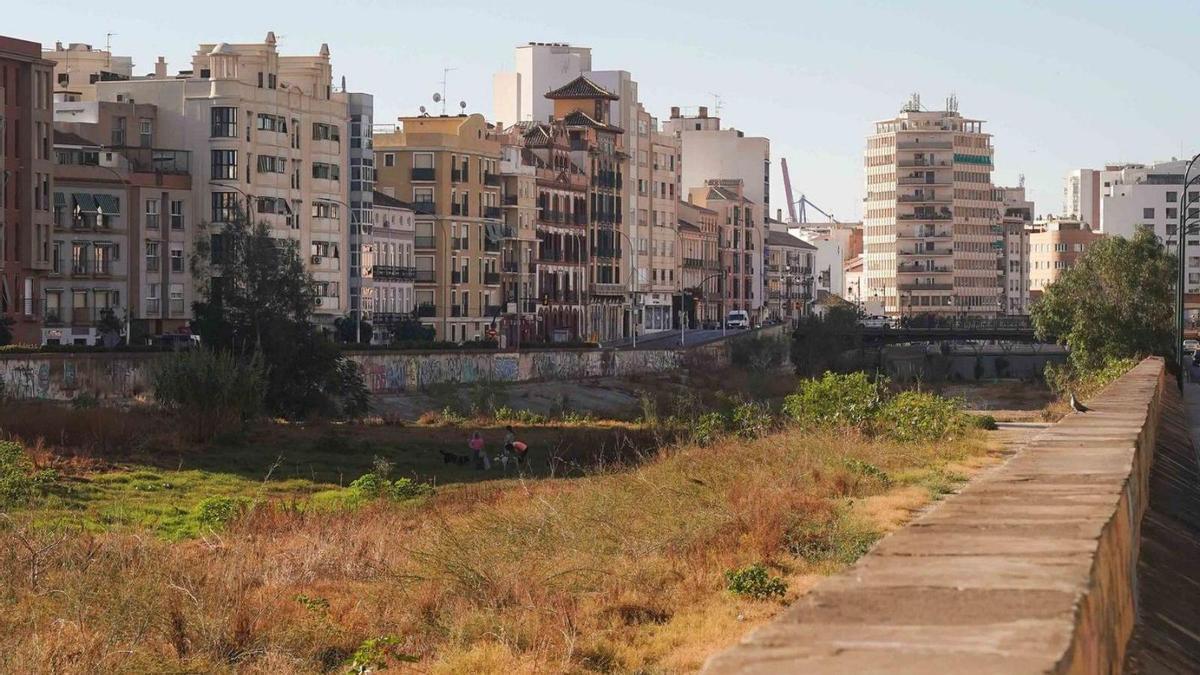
[883,344,1069,381]
[705,358,1167,674]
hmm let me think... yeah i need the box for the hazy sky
[9,0,1200,222]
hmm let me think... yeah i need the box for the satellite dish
[432,92,442,103]
[419,105,426,114]
[459,100,466,110]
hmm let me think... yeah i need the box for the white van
[726,310,751,329]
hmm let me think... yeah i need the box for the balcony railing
[898,283,954,291]
[896,141,953,150]
[503,194,519,206]
[484,239,500,253]
[898,212,952,221]
[484,173,500,187]
[415,303,436,317]
[898,229,952,239]
[590,282,627,296]
[450,305,464,318]
[123,148,191,175]
[451,203,466,216]
[373,265,417,281]
[897,176,950,186]
[900,248,954,256]
[683,258,704,269]
[484,271,501,285]
[898,264,953,273]
[483,206,502,219]
[145,298,161,315]
[485,304,503,317]
[411,167,436,181]
[414,235,436,249]
[451,169,464,183]
[411,201,436,215]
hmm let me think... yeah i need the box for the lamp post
[1176,153,1200,389]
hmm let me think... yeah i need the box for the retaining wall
[0,324,786,402]
[705,358,1167,674]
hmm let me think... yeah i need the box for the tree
[190,211,368,419]
[1032,228,1176,372]
[390,317,436,343]
[790,305,865,377]
[150,349,267,441]
[0,316,13,347]
[335,315,373,345]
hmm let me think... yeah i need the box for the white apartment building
[999,185,1033,315]
[791,221,861,301]
[1099,159,1200,292]
[1062,164,1142,226]
[347,91,374,319]
[662,106,770,317]
[863,97,1002,318]
[57,33,352,321]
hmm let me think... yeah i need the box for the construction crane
[781,157,838,224]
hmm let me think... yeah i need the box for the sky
[8,0,1200,222]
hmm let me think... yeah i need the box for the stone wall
[882,344,1069,382]
[704,358,1167,674]
[0,325,786,402]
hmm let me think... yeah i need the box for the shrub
[345,636,418,673]
[1045,356,1137,401]
[785,508,880,565]
[730,335,788,372]
[349,458,434,502]
[150,349,267,441]
[691,411,727,446]
[877,391,971,442]
[193,496,250,530]
[783,372,885,430]
[970,414,998,431]
[0,441,57,506]
[731,401,773,439]
[724,563,787,600]
[493,406,548,425]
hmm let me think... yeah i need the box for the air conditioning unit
[315,297,325,307]
[311,255,323,264]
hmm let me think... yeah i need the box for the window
[1167,207,1178,220]
[169,283,184,314]
[257,155,287,173]
[312,122,340,142]
[384,153,395,167]
[211,149,238,180]
[1143,207,1155,219]
[311,162,340,180]
[256,113,286,132]
[211,192,239,223]
[146,241,160,272]
[111,116,126,146]
[146,283,161,314]
[145,199,160,229]
[170,246,184,273]
[139,118,152,147]
[311,240,339,258]
[413,153,434,169]
[311,201,340,220]
[1167,191,1178,203]
[170,200,184,230]
[210,106,237,137]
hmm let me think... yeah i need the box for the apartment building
[791,220,862,302]
[494,125,538,344]
[374,113,503,342]
[52,34,352,323]
[863,96,1002,318]
[1097,160,1200,294]
[678,199,721,326]
[688,180,758,319]
[347,91,375,323]
[764,228,816,324]
[1027,217,1103,301]
[1062,165,1141,227]
[642,121,680,332]
[43,42,133,101]
[0,36,55,343]
[364,190,415,341]
[518,119,588,341]
[49,101,192,344]
[998,185,1033,315]
[545,75,627,342]
[663,106,769,319]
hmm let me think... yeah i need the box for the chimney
[55,41,63,51]
[154,56,167,79]
[777,208,783,221]
[698,106,708,118]
[670,106,680,118]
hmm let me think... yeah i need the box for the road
[604,328,750,350]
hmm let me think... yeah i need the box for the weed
[345,636,418,673]
[783,372,885,430]
[730,401,773,439]
[785,507,880,565]
[0,441,57,506]
[877,391,971,442]
[724,563,787,600]
[193,496,250,530]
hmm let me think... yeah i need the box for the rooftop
[544,75,619,101]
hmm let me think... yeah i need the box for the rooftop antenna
[105,32,116,67]
[946,92,959,113]
[1019,173,1026,188]
[708,92,723,118]
[436,67,457,115]
[901,92,921,113]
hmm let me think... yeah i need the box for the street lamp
[1176,153,1200,389]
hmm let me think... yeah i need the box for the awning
[93,194,120,215]
[53,192,66,208]
[73,193,98,213]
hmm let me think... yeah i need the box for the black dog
[440,450,471,465]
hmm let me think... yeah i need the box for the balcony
[896,141,953,150]
[123,148,191,175]
[450,305,464,318]
[411,201,436,215]
[900,248,954,257]
[451,203,466,216]
[484,271,501,285]
[898,283,954,291]
[373,265,417,281]
[569,138,590,152]
[411,167,436,181]
[897,193,951,204]
[897,159,950,168]
[451,271,463,284]
[484,206,502,219]
[484,239,501,253]
[897,228,952,239]
[503,194,519,206]
[451,169,464,183]
[590,282,627,296]
[415,303,437,317]
[683,258,704,269]
[415,235,436,249]
[898,263,952,274]
[898,211,952,221]
[484,173,500,187]
[485,304,503,317]
[415,269,436,283]
[897,175,951,186]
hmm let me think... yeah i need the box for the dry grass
[0,417,997,673]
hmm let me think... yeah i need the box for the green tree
[1032,228,1176,371]
[790,305,864,377]
[190,211,368,419]
[335,315,373,345]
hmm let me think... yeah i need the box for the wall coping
[704,358,1165,674]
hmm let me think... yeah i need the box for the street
[604,327,748,350]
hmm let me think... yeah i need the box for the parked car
[726,310,751,329]
[149,333,201,350]
[1184,339,1199,352]
[858,315,891,329]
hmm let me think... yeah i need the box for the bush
[730,401,773,439]
[691,412,727,446]
[876,391,971,442]
[783,372,885,430]
[150,349,267,441]
[193,496,249,530]
[349,457,434,502]
[0,441,57,506]
[970,414,998,431]
[730,335,788,372]
[724,563,787,600]
[1044,356,1137,401]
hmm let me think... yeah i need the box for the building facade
[1,36,55,344]
[998,185,1033,315]
[1027,217,1103,301]
[764,228,816,324]
[863,97,1002,319]
[374,113,504,342]
[688,180,758,322]
[57,33,352,325]
[642,120,680,332]
[364,190,415,341]
[677,198,721,326]
[49,101,192,344]
[347,91,375,324]
[495,126,538,345]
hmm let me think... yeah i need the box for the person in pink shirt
[469,431,489,470]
